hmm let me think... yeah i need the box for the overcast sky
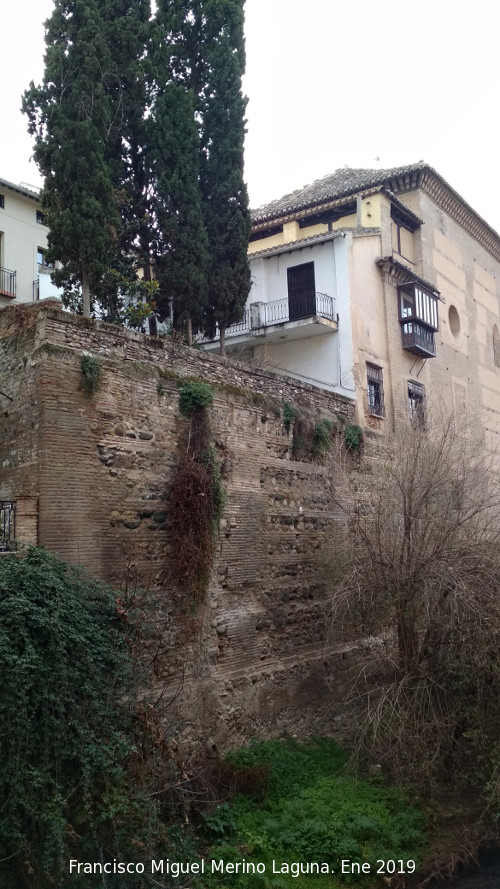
[2,0,499,230]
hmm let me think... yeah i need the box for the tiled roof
[251,162,500,261]
[0,177,41,202]
[251,163,430,223]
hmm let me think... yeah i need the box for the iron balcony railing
[0,267,16,298]
[0,501,16,552]
[200,292,336,342]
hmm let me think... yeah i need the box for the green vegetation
[0,548,162,889]
[284,403,335,462]
[283,402,297,433]
[23,0,119,318]
[79,354,103,396]
[201,738,426,889]
[344,425,363,451]
[179,380,215,416]
[23,0,250,335]
[312,418,334,459]
[0,551,429,888]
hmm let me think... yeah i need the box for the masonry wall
[0,301,363,753]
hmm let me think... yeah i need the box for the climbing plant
[170,381,225,595]
[0,548,161,888]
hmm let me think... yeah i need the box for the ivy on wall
[170,380,225,596]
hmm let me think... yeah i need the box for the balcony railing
[0,501,16,552]
[401,321,436,357]
[200,292,336,343]
[0,267,16,298]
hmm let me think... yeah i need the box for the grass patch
[200,738,426,889]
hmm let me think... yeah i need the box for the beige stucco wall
[0,187,49,306]
[349,187,500,442]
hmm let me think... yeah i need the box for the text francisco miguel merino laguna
[69,859,379,877]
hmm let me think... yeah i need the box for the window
[0,194,4,209]
[366,363,385,417]
[37,247,53,269]
[0,501,16,552]
[287,262,316,321]
[398,282,439,357]
[408,380,425,426]
[391,207,417,262]
[36,210,46,225]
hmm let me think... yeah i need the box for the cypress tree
[154,0,250,351]
[151,81,209,342]
[23,0,119,318]
[99,0,156,324]
[200,0,251,354]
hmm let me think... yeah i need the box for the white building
[201,163,500,442]
[0,177,60,307]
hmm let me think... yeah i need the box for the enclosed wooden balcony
[398,282,439,358]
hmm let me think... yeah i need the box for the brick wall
[0,301,363,752]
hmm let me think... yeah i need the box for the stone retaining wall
[0,301,364,752]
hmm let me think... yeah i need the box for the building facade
[203,164,500,443]
[0,177,60,307]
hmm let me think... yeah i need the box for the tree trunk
[186,316,193,346]
[81,264,91,318]
[219,326,226,356]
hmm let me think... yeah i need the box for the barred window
[0,500,16,552]
[36,210,46,225]
[408,380,425,426]
[366,363,385,417]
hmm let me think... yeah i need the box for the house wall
[249,235,356,397]
[371,189,500,441]
[0,301,363,753]
[0,187,50,306]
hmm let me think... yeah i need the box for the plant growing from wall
[312,418,334,460]
[79,354,103,396]
[284,401,335,462]
[170,380,224,595]
[344,423,363,451]
[178,379,214,416]
[282,402,296,434]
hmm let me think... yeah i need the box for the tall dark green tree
[200,0,251,354]
[155,0,251,350]
[23,0,120,318]
[99,0,156,324]
[151,81,209,342]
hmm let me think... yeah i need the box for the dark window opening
[0,194,4,209]
[0,501,16,552]
[366,363,385,417]
[36,210,46,225]
[298,201,357,228]
[408,380,425,426]
[287,262,316,321]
